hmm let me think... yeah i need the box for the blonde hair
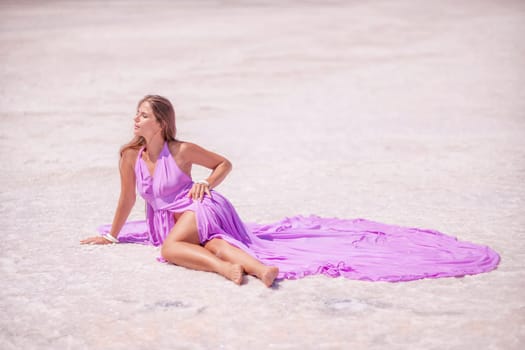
[120,95,177,157]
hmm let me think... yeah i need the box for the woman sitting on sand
[81,95,280,287]
[81,95,499,287]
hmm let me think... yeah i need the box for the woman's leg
[161,211,243,285]
[204,239,279,287]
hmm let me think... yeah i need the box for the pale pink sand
[1,1,524,349]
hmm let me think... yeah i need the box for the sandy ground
[1,0,524,349]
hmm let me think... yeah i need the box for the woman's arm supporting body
[80,149,138,244]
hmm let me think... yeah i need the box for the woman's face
[134,101,162,138]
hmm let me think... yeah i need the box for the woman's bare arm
[80,149,137,244]
[108,149,137,237]
[178,142,232,201]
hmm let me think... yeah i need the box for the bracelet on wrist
[102,233,119,243]
[196,180,209,187]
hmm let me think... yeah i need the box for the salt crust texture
[1,1,524,349]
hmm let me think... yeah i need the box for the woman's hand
[187,182,212,202]
[80,236,113,245]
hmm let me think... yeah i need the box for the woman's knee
[161,240,182,261]
[160,241,171,260]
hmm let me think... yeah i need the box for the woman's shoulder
[168,140,208,165]
[121,147,140,165]
[168,140,200,154]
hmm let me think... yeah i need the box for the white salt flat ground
[1,1,524,349]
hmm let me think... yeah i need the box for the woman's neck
[144,133,165,162]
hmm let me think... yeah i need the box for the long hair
[120,95,177,157]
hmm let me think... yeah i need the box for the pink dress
[98,142,500,282]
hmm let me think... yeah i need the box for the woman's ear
[157,119,166,130]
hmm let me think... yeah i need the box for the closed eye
[136,111,148,118]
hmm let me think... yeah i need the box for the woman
[80,95,279,286]
[81,95,500,286]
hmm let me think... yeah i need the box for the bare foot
[259,266,279,287]
[221,263,244,285]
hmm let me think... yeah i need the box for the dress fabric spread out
[98,142,500,282]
